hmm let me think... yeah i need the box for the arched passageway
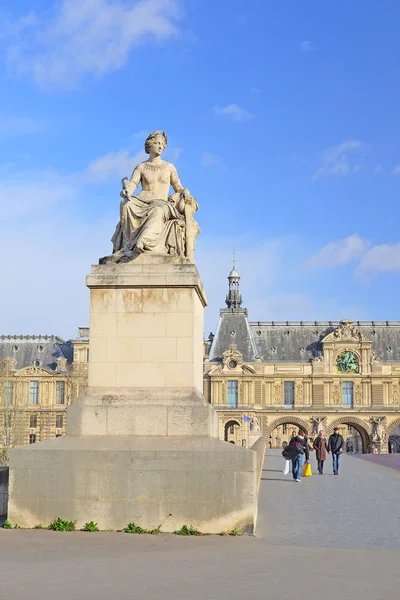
[224,420,241,444]
[388,424,400,453]
[265,416,311,449]
[326,417,370,454]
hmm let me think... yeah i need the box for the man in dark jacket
[287,431,308,481]
[328,427,344,474]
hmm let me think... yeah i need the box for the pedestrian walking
[313,430,328,474]
[287,430,309,482]
[328,427,344,475]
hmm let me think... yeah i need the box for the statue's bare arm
[121,165,142,198]
[170,167,185,194]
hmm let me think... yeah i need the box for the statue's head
[145,130,168,155]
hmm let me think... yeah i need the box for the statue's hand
[181,188,191,201]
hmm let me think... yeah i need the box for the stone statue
[250,417,260,432]
[311,416,325,435]
[370,417,386,442]
[107,130,199,263]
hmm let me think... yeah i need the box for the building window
[342,382,353,408]
[29,381,39,404]
[30,415,37,428]
[229,424,235,434]
[56,381,65,404]
[227,380,238,408]
[29,434,36,444]
[283,424,287,434]
[4,381,14,405]
[56,415,63,428]
[348,425,353,434]
[284,381,295,407]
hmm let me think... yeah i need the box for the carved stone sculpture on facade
[222,346,243,369]
[250,417,261,432]
[333,319,365,341]
[370,417,387,443]
[336,350,359,373]
[311,416,326,435]
[103,131,199,263]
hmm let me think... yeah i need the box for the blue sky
[1,0,400,339]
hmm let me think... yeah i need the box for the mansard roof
[250,321,400,363]
[208,309,259,363]
[0,335,73,371]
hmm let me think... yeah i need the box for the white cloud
[356,243,400,279]
[0,116,45,137]
[201,152,226,170]
[213,103,253,123]
[300,40,315,53]
[392,165,400,175]
[5,0,183,90]
[313,139,364,180]
[307,234,369,269]
[85,150,146,182]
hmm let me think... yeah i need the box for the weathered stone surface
[8,436,257,533]
[9,254,260,533]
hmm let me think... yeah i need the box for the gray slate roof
[0,335,72,371]
[209,313,400,363]
[208,309,258,362]
[250,321,400,362]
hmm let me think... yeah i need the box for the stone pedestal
[9,255,259,533]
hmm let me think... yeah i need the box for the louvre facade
[203,266,400,453]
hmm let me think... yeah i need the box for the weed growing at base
[174,524,200,536]
[82,521,99,532]
[48,517,76,532]
[123,522,147,534]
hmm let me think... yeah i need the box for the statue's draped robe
[112,192,188,256]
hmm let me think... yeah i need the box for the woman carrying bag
[282,430,308,482]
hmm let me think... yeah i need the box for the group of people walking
[282,427,344,481]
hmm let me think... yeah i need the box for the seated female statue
[111,130,198,260]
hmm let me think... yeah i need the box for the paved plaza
[1,450,399,600]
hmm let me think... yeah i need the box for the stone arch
[224,419,241,442]
[326,416,371,454]
[387,418,400,436]
[265,415,311,439]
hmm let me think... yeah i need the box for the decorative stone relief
[391,384,400,405]
[332,382,341,405]
[222,346,243,369]
[295,383,304,405]
[332,319,365,341]
[354,382,363,405]
[272,382,282,405]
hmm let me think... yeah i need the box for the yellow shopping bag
[302,462,312,477]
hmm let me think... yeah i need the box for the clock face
[337,350,359,374]
[229,360,237,369]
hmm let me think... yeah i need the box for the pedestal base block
[9,436,257,534]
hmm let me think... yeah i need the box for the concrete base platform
[8,436,258,533]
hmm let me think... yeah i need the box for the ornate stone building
[0,328,89,464]
[204,266,400,453]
